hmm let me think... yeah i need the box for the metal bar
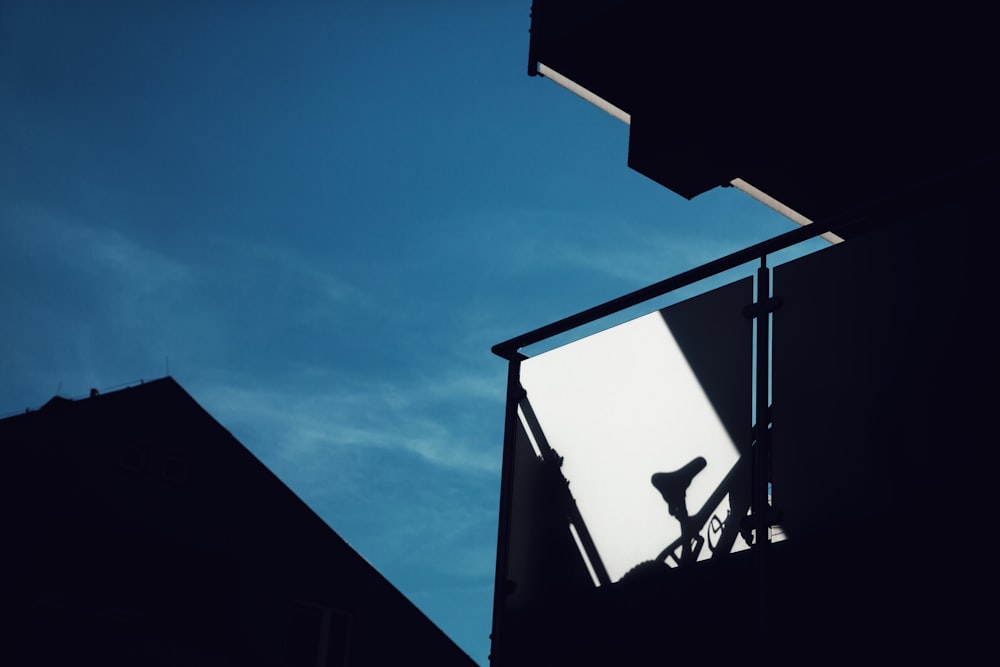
[492,216,856,359]
[754,260,771,633]
[518,394,612,587]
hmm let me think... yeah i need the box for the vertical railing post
[754,257,771,635]
[489,355,523,667]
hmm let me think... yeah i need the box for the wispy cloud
[197,366,504,479]
[191,363,504,588]
[494,200,774,287]
[205,235,371,311]
[0,202,198,403]
[1,201,193,302]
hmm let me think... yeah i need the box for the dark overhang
[528,1,1000,225]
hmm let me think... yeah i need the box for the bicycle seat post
[652,457,708,565]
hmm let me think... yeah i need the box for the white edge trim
[730,178,844,244]
[537,62,631,126]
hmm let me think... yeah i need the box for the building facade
[489,3,996,664]
[2,377,476,667]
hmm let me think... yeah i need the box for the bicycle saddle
[651,457,707,516]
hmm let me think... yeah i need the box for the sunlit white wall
[521,310,742,582]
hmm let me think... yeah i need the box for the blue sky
[0,2,822,663]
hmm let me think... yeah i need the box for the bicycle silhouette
[649,453,754,569]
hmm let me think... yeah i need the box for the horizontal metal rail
[492,215,860,360]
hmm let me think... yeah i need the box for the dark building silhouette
[489,3,997,665]
[1,377,476,667]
